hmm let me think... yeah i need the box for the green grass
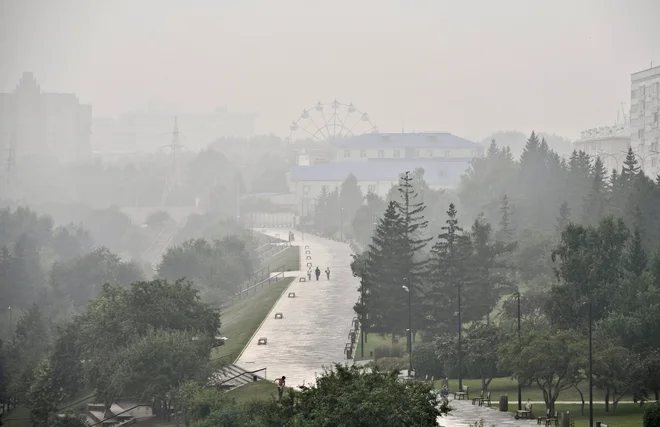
[432,377,636,403]
[503,403,645,427]
[213,277,295,362]
[226,381,280,403]
[260,246,300,272]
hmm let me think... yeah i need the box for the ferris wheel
[288,100,378,143]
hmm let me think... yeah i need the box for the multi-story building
[630,65,660,175]
[574,124,631,173]
[288,132,483,215]
[0,72,92,164]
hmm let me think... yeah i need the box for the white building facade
[630,65,660,176]
[574,124,631,173]
[289,132,483,215]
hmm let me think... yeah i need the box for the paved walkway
[235,229,359,389]
[438,398,538,427]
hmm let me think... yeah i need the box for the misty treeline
[338,132,660,413]
[10,136,290,211]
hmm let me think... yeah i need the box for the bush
[644,402,660,427]
[412,342,444,380]
[372,357,407,372]
[374,344,404,359]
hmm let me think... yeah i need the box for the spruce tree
[425,203,473,333]
[497,194,514,241]
[361,202,407,341]
[626,226,647,278]
[556,201,570,233]
[581,156,607,224]
[621,148,640,179]
[395,171,431,334]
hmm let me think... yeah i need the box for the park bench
[515,402,533,419]
[537,409,558,425]
[453,385,469,400]
[471,390,483,405]
[477,391,491,407]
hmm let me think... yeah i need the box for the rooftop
[290,159,471,185]
[334,132,482,150]
[575,124,631,143]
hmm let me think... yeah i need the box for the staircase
[210,364,267,391]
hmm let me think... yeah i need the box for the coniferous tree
[626,226,647,278]
[556,201,570,233]
[425,203,473,333]
[582,156,608,224]
[361,202,407,342]
[497,195,514,241]
[621,148,640,179]
[394,171,431,334]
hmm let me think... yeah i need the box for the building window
[344,150,351,158]
[368,184,376,193]
[652,142,659,152]
[303,185,310,195]
[360,150,366,158]
[444,150,450,158]
[414,149,420,157]
[652,157,658,168]
[638,129,645,139]
[394,150,400,158]
[427,150,433,157]
[654,112,659,123]
[377,150,384,158]
[631,89,637,99]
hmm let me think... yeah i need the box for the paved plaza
[235,229,360,388]
[438,398,538,427]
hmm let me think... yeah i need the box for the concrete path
[438,398,538,427]
[235,229,359,389]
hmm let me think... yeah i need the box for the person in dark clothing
[325,267,330,280]
[315,267,321,281]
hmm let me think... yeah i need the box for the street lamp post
[588,301,593,427]
[514,292,522,410]
[402,280,412,377]
[457,284,463,392]
[361,260,367,359]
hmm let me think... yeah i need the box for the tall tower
[160,117,184,206]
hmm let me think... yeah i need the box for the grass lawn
[213,277,295,362]
[260,246,300,272]
[226,380,280,403]
[432,377,636,403]
[502,403,645,427]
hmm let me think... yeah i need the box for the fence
[216,367,268,387]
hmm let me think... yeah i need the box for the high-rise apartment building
[0,72,92,165]
[630,65,660,175]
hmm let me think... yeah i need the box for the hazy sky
[2,0,659,141]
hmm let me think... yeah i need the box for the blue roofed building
[288,132,483,216]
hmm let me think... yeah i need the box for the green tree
[627,224,648,277]
[497,194,514,241]
[26,357,61,427]
[592,337,644,413]
[340,173,364,226]
[555,201,570,233]
[291,364,445,427]
[425,203,473,333]
[50,413,91,427]
[499,329,586,414]
[581,156,608,224]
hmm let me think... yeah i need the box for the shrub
[374,344,404,359]
[372,357,407,372]
[644,402,660,427]
[412,342,444,380]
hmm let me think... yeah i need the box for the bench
[538,409,558,425]
[478,391,491,407]
[515,402,533,420]
[453,385,469,400]
[471,390,484,405]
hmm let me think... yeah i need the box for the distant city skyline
[2,0,659,141]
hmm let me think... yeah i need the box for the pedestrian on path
[307,267,312,281]
[315,267,321,281]
[275,376,286,401]
[325,267,331,280]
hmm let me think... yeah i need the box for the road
[235,229,360,389]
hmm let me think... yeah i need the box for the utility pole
[516,292,522,410]
[161,116,184,206]
[361,259,367,359]
[589,302,593,427]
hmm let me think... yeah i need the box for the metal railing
[216,367,268,386]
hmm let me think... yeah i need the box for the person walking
[275,376,286,401]
[325,267,331,280]
[315,267,321,281]
[307,267,312,281]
